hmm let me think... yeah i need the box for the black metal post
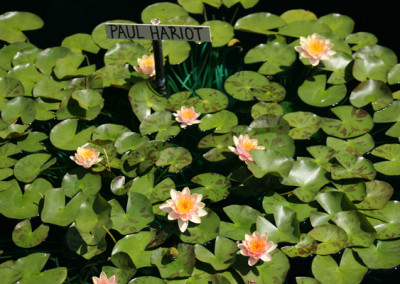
[152,39,166,96]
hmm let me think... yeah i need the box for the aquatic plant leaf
[355,180,393,210]
[0,142,21,168]
[178,0,205,14]
[319,13,354,39]
[187,88,228,113]
[141,2,189,24]
[307,224,347,254]
[281,234,317,258]
[50,118,95,150]
[199,110,238,133]
[92,20,134,49]
[194,236,236,270]
[249,114,290,135]
[219,205,261,240]
[32,77,70,100]
[202,20,233,47]
[61,33,100,54]
[109,192,154,235]
[373,100,400,123]
[247,149,294,178]
[0,123,29,140]
[115,132,149,154]
[280,9,317,23]
[371,144,400,176]
[191,172,230,202]
[0,12,44,43]
[350,79,392,111]
[326,133,374,156]
[12,46,42,66]
[12,219,49,248]
[254,132,295,157]
[298,74,346,107]
[331,152,376,180]
[156,146,192,172]
[105,42,147,67]
[223,0,258,9]
[321,51,353,84]
[61,168,101,197]
[163,41,191,64]
[312,249,367,284]
[0,77,24,97]
[14,153,56,183]
[251,102,283,119]
[7,63,47,94]
[53,52,95,79]
[92,123,130,142]
[345,32,378,51]
[0,42,35,70]
[130,276,166,284]
[278,20,332,37]
[321,105,374,138]
[151,243,195,278]
[353,239,400,269]
[198,133,233,161]
[71,89,104,111]
[224,70,270,101]
[388,63,400,85]
[139,111,178,140]
[295,277,320,284]
[284,111,321,139]
[245,42,296,75]
[234,12,286,35]
[102,252,137,284]
[94,63,131,87]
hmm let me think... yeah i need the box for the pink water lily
[294,33,336,66]
[159,187,207,232]
[238,231,278,266]
[92,271,117,284]
[134,54,156,77]
[70,143,102,168]
[228,134,265,163]
[173,106,201,128]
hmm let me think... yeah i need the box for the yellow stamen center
[79,148,95,159]
[181,108,195,118]
[248,237,266,253]
[176,195,195,213]
[243,139,258,151]
[142,57,154,67]
[309,39,325,54]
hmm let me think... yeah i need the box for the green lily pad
[109,192,154,235]
[194,236,236,270]
[115,132,149,154]
[321,51,353,84]
[202,20,233,47]
[12,46,42,66]
[50,118,95,150]
[198,133,233,162]
[0,12,44,43]
[352,44,397,82]
[278,20,332,38]
[61,33,100,54]
[7,63,47,95]
[262,192,317,222]
[319,13,354,39]
[373,100,400,123]
[223,0,258,8]
[355,180,393,210]
[53,53,95,79]
[102,252,137,284]
[219,205,262,240]
[247,148,294,178]
[244,42,296,75]
[112,231,156,269]
[385,121,400,137]
[94,63,131,87]
[0,142,21,168]
[298,75,347,107]
[191,172,230,202]
[280,9,317,23]
[32,77,70,100]
[56,90,103,121]
[14,153,56,183]
[307,224,347,254]
[35,47,74,75]
[251,102,284,119]
[353,239,400,269]
[284,112,322,139]
[281,234,318,258]
[388,63,400,85]
[371,144,400,176]
[224,70,270,101]
[139,111,179,141]
[128,80,170,121]
[0,77,24,98]
[257,206,300,244]
[326,133,374,156]
[163,41,191,64]
[156,146,192,173]
[321,106,374,139]
[249,114,290,134]
[92,20,134,50]
[252,82,286,102]
[61,168,102,197]
[71,89,104,110]
[151,243,196,279]
[0,42,35,70]
[234,12,286,35]
[281,159,329,202]
[345,32,378,51]
[92,123,130,142]
[0,178,52,219]
[350,79,392,111]
[189,88,228,113]
[295,277,320,284]
[130,276,167,284]
[331,152,376,180]
[35,98,59,120]
[141,2,189,24]
[178,208,219,244]
[332,181,366,202]
[12,219,49,248]
[105,42,147,66]
[199,110,238,133]
[312,249,367,284]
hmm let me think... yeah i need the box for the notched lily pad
[155,147,192,173]
[371,144,400,176]
[224,70,270,101]
[350,79,392,111]
[284,111,322,139]
[191,172,231,202]
[234,12,286,35]
[12,219,49,248]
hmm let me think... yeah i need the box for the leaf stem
[102,225,116,244]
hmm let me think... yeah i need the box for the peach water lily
[228,134,265,163]
[92,271,117,284]
[294,33,336,66]
[159,187,207,232]
[238,231,278,266]
[134,54,156,77]
[70,144,103,168]
[173,106,201,128]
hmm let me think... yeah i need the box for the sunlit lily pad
[201,20,233,47]
[155,147,192,172]
[319,13,354,39]
[191,172,230,202]
[0,12,44,43]
[198,133,233,162]
[312,249,367,284]
[0,77,24,98]
[298,74,346,107]
[14,153,56,183]
[350,79,392,111]
[234,12,286,35]
[281,234,317,258]
[189,88,228,113]
[252,82,286,102]
[245,42,296,75]
[388,63,400,85]
[0,143,21,168]
[353,239,400,269]
[35,98,59,120]
[251,102,283,119]
[94,64,131,87]
[278,20,332,37]
[373,100,400,123]
[115,132,149,154]
[130,276,166,284]
[305,145,335,171]
[371,144,400,176]
[321,106,374,138]
[32,77,70,100]
[222,0,258,9]
[163,41,191,64]
[141,2,189,24]
[102,252,137,284]
[331,152,376,180]
[61,168,101,197]
[247,149,294,178]
[345,32,378,51]
[12,219,49,248]
[280,9,317,23]
[250,114,290,134]
[194,236,236,270]
[61,33,100,54]
[105,42,147,66]
[308,224,347,254]
[224,70,270,101]
[139,111,174,136]
[326,133,374,156]
[50,118,95,150]
[7,63,47,94]
[0,42,35,70]
[284,112,321,139]
[199,110,238,133]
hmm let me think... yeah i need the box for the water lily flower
[134,54,156,77]
[173,106,201,128]
[228,134,265,163]
[70,144,103,168]
[159,187,207,233]
[238,231,278,266]
[92,271,117,284]
[294,33,336,66]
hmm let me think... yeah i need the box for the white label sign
[105,23,212,42]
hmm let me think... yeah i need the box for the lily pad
[331,152,376,180]
[202,20,233,47]
[50,118,95,150]
[373,100,400,123]
[319,13,354,39]
[251,102,284,119]
[278,20,332,38]
[163,41,191,64]
[345,32,378,51]
[350,79,392,111]
[307,224,347,255]
[156,147,192,173]
[234,12,286,35]
[12,219,49,248]
[105,42,147,66]
[94,64,131,87]
[0,142,21,168]
[32,76,70,100]
[14,153,56,183]
[0,77,24,97]
[353,239,400,269]
[355,180,393,210]
[249,114,291,134]
[223,0,258,9]
[61,168,102,197]
[280,9,317,23]
[298,74,347,107]
[191,172,230,202]
[284,112,322,139]
[141,2,189,24]
[247,149,294,179]
[194,236,237,270]
[7,63,47,94]
[92,20,134,50]
[326,133,374,156]
[0,42,35,70]
[0,12,44,43]
[115,132,149,154]
[61,33,100,54]
[199,110,238,133]
[189,88,229,113]
[281,234,318,258]
[371,144,400,176]
[102,252,137,284]
[224,70,270,101]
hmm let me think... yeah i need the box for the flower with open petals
[134,54,156,77]
[294,33,336,66]
[70,144,102,168]
[159,187,207,232]
[238,231,278,266]
[173,106,201,128]
[228,134,264,163]
[92,271,117,284]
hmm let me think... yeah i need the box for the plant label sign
[105,23,212,42]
